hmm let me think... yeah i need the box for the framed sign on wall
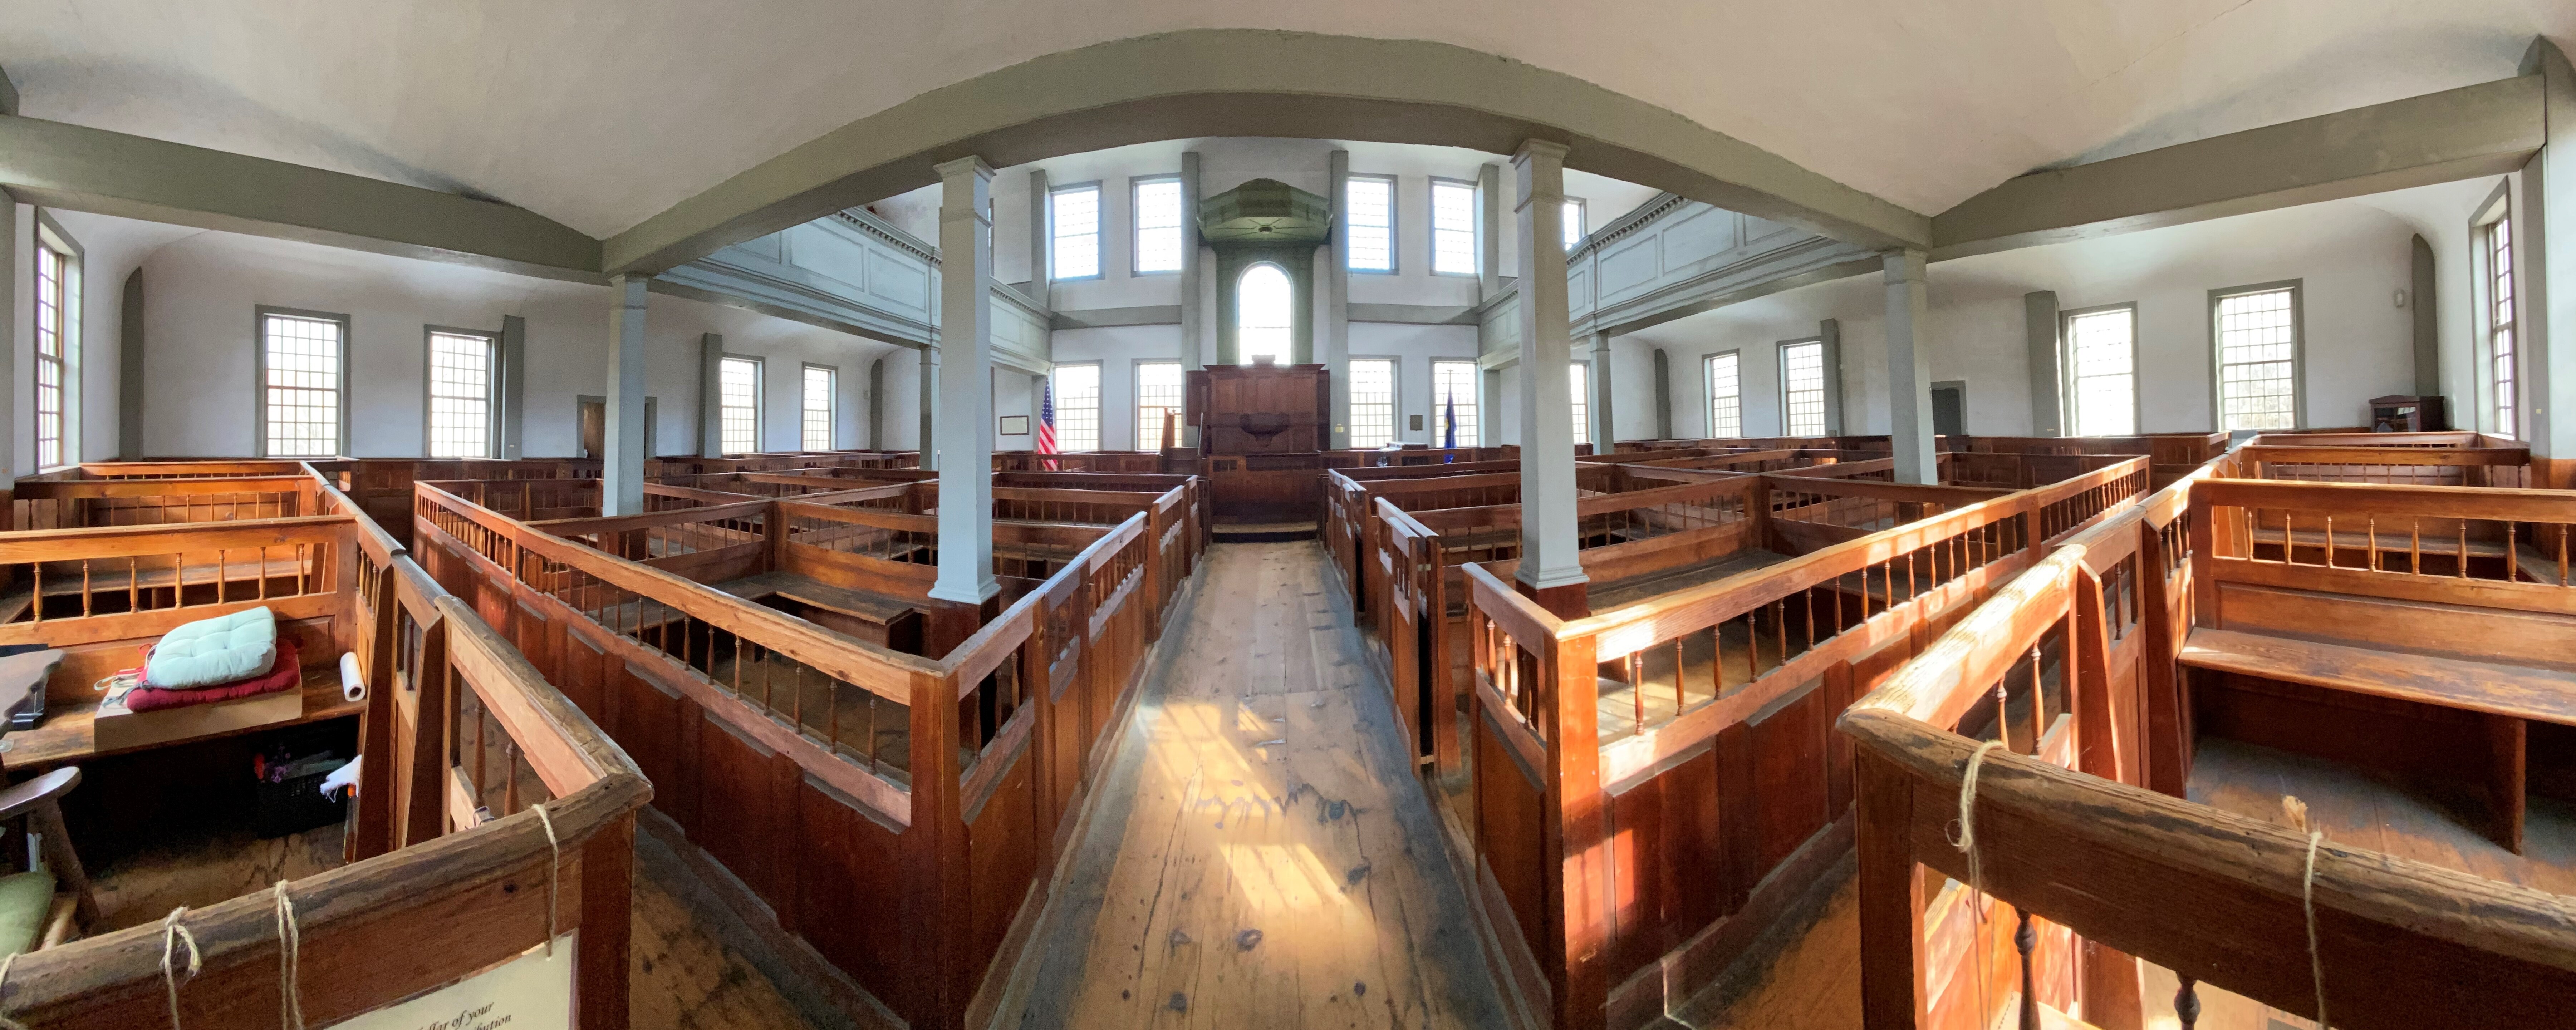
[1000,415,1031,435]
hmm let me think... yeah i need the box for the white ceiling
[6,0,2567,240]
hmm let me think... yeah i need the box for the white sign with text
[327,933,574,1030]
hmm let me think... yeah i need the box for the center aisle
[1006,541,1512,1030]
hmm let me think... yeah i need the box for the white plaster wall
[879,348,926,451]
[1051,325,1183,452]
[125,225,894,458]
[1348,322,1478,445]
[1635,193,2441,439]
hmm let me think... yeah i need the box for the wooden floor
[1004,541,1511,1030]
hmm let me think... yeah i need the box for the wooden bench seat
[1,672,362,770]
[2179,628,2576,726]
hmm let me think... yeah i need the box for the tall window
[1568,362,1591,447]
[1349,359,1396,448]
[719,356,762,454]
[1705,352,1741,438]
[2063,306,2138,436]
[1345,174,1394,272]
[2212,284,2300,431]
[1050,183,1101,280]
[1237,264,1293,365]
[1562,199,1587,251]
[1432,360,1478,447]
[1432,179,1477,276]
[802,365,838,450]
[1133,176,1184,274]
[426,330,496,458]
[1136,361,1184,447]
[1052,363,1101,452]
[1781,340,1827,437]
[2489,214,2517,437]
[32,235,79,468]
[260,310,347,458]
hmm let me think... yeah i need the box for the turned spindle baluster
[2015,906,2038,1030]
[2175,975,2201,1030]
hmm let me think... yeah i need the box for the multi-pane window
[2064,306,2138,437]
[1562,199,1587,251]
[1050,183,1101,280]
[426,330,496,458]
[1053,363,1101,452]
[1345,175,1394,272]
[720,356,762,454]
[1705,352,1741,438]
[1133,177,1184,274]
[33,238,78,468]
[261,311,346,458]
[803,365,837,450]
[1569,362,1591,447]
[2213,286,2299,431]
[1238,264,1294,365]
[2490,215,2517,437]
[1432,360,1478,447]
[1136,361,1184,448]
[1432,179,1477,276]
[1781,340,1827,437]
[1349,359,1396,448]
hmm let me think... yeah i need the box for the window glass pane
[2492,217,2516,438]
[34,243,72,468]
[1053,364,1101,452]
[1432,360,1478,447]
[1349,359,1395,448]
[1705,353,1741,438]
[2065,308,2137,437]
[1051,185,1100,279]
[1563,199,1586,251]
[1569,362,1590,447]
[1136,361,1184,447]
[2214,288,2297,431]
[264,313,343,457]
[720,357,761,454]
[1782,341,1826,437]
[1432,180,1476,275]
[1346,176,1393,271]
[803,366,836,450]
[1237,265,1294,365]
[426,331,495,458]
[1134,178,1184,274]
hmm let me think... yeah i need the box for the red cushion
[125,638,303,713]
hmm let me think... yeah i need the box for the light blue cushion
[146,606,278,689]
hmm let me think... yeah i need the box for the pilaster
[929,156,1000,606]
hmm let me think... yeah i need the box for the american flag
[1036,382,1060,471]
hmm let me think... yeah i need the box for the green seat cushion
[0,868,56,957]
[146,606,279,689]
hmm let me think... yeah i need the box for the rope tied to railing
[160,907,201,1030]
[1948,739,2007,1030]
[273,880,305,1030]
[0,950,27,1030]
[531,803,561,957]
[2284,796,2327,1030]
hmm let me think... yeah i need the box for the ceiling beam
[1931,75,2545,261]
[0,114,602,281]
[602,29,1932,275]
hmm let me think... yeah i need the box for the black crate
[252,765,348,838]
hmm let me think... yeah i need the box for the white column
[930,157,999,606]
[499,315,527,459]
[1589,331,1617,450]
[697,333,725,458]
[1478,164,1505,302]
[2526,39,2574,471]
[916,347,937,468]
[1027,168,1051,297]
[1883,249,1937,484]
[1178,151,1205,446]
[1513,140,1586,595]
[1324,149,1353,448]
[603,273,651,514]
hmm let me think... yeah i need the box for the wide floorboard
[1007,541,1511,1030]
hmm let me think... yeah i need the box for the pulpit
[1187,362,1330,523]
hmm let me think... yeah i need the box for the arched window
[1237,264,1292,365]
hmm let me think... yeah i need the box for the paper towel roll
[339,651,366,703]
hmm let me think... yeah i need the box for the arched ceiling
[5,1,2567,253]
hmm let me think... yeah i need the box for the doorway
[1929,381,1966,437]
[576,395,657,459]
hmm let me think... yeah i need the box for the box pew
[0,464,647,1030]
[10,474,323,530]
[408,469,1193,1030]
[1842,465,2576,1030]
[1447,456,2151,1030]
[2233,443,2537,488]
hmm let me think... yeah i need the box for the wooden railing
[1449,457,2152,1030]
[2231,444,2536,488]
[991,451,1170,473]
[0,462,646,1030]
[407,472,1199,1030]
[1840,467,2576,1030]
[10,474,323,529]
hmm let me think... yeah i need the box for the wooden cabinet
[2368,394,2448,432]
